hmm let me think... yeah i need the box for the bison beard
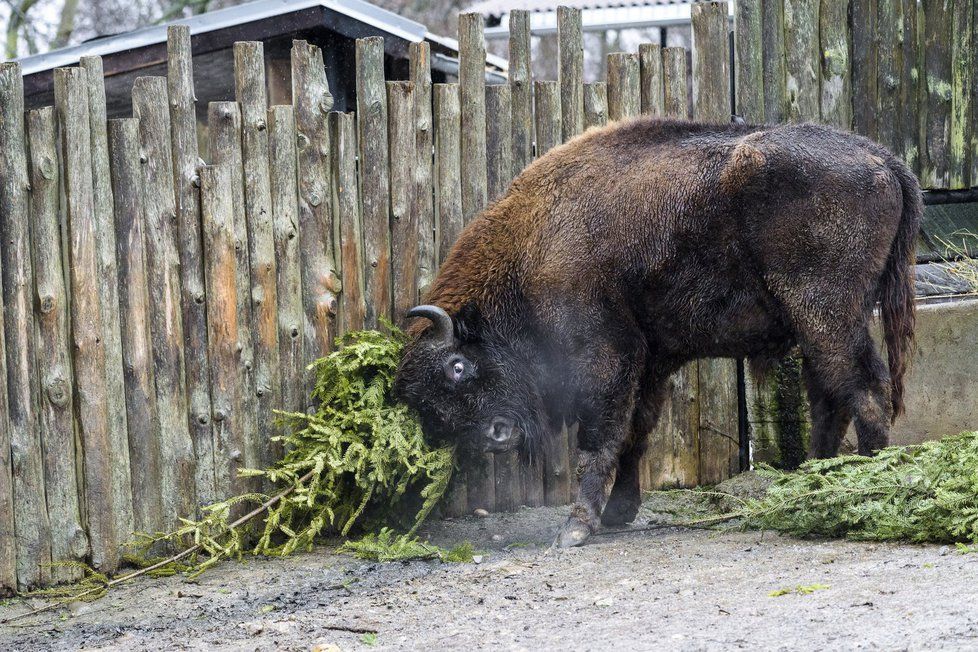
[393,116,922,548]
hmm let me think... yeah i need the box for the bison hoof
[600,497,640,527]
[557,517,593,548]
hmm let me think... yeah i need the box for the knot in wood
[320,92,334,113]
[309,192,323,207]
[214,409,226,422]
[194,293,205,305]
[191,174,201,189]
[231,450,242,461]
[70,527,91,558]
[256,119,267,131]
[291,327,300,339]
[197,413,210,425]
[371,260,378,268]
[40,156,56,180]
[39,294,56,314]
[47,377,71,408]
[296,133,310,149]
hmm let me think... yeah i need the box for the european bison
[393,117,921,547]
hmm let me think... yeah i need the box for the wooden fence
[0,0,974,591]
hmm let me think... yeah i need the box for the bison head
[393,304,552,461]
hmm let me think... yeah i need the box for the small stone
[472,555,484,564]
[594,597,614,607]
[491,534,503,542]
[473,508,489,518]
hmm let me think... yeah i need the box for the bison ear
[454,302,485,344]
[406,304,454,348]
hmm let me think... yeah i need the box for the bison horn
[406,305,454,347]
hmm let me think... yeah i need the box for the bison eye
[445,356,468,382]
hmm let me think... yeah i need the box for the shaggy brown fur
[395,116,921,547]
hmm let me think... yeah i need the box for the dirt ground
[2,486,977,652]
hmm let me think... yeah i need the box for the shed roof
[465,0,688,17]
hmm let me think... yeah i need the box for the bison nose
[487,417,514,448]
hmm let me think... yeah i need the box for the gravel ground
[2,487,977,651]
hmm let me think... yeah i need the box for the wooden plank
[165,28,214,504]
[783,0,819,122]
[876,0,902,154]
[2,63,50,589]
[900,0,921,175]
[584,82,608,129]
[509,10,533,176]
[972,0,978,186]
[663,47,690,119]
[819,0,852,129]
[434,84,463,265]
[57,67,117,572]
[487,82,521,511]
[459,14,489,222]
[293,40,342,360]
[201,164,247,500]
[330,111,366,334]
[108,118,163,536]
[921,0,952,188]
[558,6,584,141]
[27,108,86,584]
[607,52,640,122]
[80,55,133,546]
[268,106,305,414]
[235,41,282,469]
[0,68,17,594]
[534,81,562,157]
[207,101,260,489]
[734,0,764,122]
[646,365,699,488]
[486,84,513,201]
[388,81,419,323]
[544,427,571,507]
[354,37,392,328]
[949,0,973,189]
[132,76,196,529]
[410,43,436,302]
[692,1,731,124]
[851,0,878,139]
[698,359,740,485]
[762,0,787,123]
[639,43,665,117]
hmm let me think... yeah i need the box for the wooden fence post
[434,84,463,265]
[235,42,282,468]
[783,0,819,122]
[486,84,513,200]
[584,82,608,129]
[330,111,366,334]
[292,41,341,394]
[56,67,117,572]
[207,101,261,483]
[201,164,248,500]
[734,0,764,122]
[355,37,392,329]
[876,0,902,154]
[2,63,50,589]
[388,81,419,323]
[922,0,951,188]
[639,44,665,117]
[459,13,489,222]
[949,1,973,189]
[0,66,16,593]
[81,55,134,545]
[851,0,878,139]
[509,10,533,176]
[534,81,562,157]
[268,106,305,414]
[818,0,851,130]
[607,52,640,122]
[27,108,86,584]
[558,6,584,141]
[108,118,163,536]
[132,76,196,529]
[166,28,215,504]
[410,43,436,302]
[762,0,787,123]
[663,47,690,119]
[899,0,920,175]
[692,1,731,123]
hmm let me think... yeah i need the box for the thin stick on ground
[0,469,316,625]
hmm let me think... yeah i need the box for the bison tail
[879,159,922,421]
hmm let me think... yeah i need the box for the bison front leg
[558,347,641,548]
